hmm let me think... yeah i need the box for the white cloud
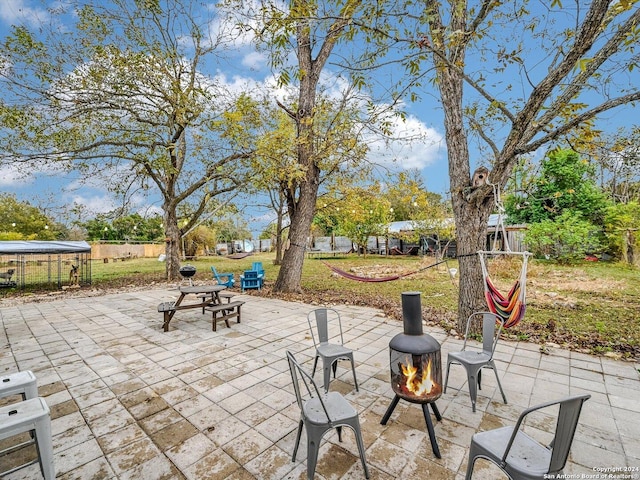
[67,193,117,215]
[242,51,267,70]
[63,190,162,218]
[0,0,50,28]
[248,210,277,226]
[227,67,446,172]
[207,1,260,50]
[213,71,264,100]
[213,0,289,49]
[0,163,35,186]
[378,115,445,170]
[260,65,446,171]
[136,204,163,218]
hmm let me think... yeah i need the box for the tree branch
[522,91,640,154]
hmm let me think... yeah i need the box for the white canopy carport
[0,241,91,255]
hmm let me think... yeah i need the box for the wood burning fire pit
[381,291,443,458]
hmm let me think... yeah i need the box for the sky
[0,0,449,234]
[0,0,637,236]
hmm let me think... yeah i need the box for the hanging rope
[487,175,512,252]
[478,250,531,328]
[323,259,450,283]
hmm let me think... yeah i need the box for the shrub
[525,211,601,263]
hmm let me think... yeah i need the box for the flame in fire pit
[400,357,436,396]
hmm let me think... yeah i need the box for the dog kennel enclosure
[0,241,92,289]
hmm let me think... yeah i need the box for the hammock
[323,259,448,283]
[389,246,419,256]
[227,252,251,259]
[478,251,530,328]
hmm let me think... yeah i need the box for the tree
[383,170,454,250]
[210,216,252,244]
[267,188,289,264]
[331,184,392,256]
[380,0,640,327]
[226,1,394,292]
[0,0,262,280]
[505,149,609,225]
[525,211,602,263]
[83,216,116,242]
[252,109,301,265]
[183,225,217,258]
[252,99,373,264]
[603,202,640,264]
[270,84,372,289]
[0,194,63,240]
[385,171,443,222]
[588,127,640,203]
[83,213,163,242]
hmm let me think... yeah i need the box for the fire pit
[381,291,443,458]
[179,265,197,286]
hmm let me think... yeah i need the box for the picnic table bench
[158,284,227,332]
[197,291,235,313]
[205,300,245,331]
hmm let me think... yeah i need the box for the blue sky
[0,0,449,233]
[0,0,637,235]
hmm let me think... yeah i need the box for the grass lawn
[12,252,640,359]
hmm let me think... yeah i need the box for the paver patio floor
[1,287,638,479]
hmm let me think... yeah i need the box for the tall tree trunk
[274,211,285,265]
[273,2,340,293]
[273,193,286,265]
[274,177,318,292]
[274,71,320,291]
[274,220,283,265]
[434,27,492,330]
[453,197,493,326]
[164,206,182,281]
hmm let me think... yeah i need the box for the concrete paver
[1,286,638,479]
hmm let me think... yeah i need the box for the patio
[0,287,638,479]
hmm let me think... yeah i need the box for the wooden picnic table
[158,284,226,332]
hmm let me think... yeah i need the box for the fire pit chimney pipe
[401,291,423,336]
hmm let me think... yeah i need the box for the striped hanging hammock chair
[478,251,531,328]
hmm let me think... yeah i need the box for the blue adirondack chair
[240,270,261,292]
[251,262,265,287]
[211,266,235,288]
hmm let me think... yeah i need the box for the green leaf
[578,58,591,72]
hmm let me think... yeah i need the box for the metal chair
[0,370,38,401]
[443,311,507,412]
[286,351,370,480]
[307,308,358,392]
[0,397,55,479]
[465,394,591,480]
[240,270,261,291]
[211,266,234,288]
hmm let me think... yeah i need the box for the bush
[603,202,640,264]
[183,225,217,257]
[525,211,601,263]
